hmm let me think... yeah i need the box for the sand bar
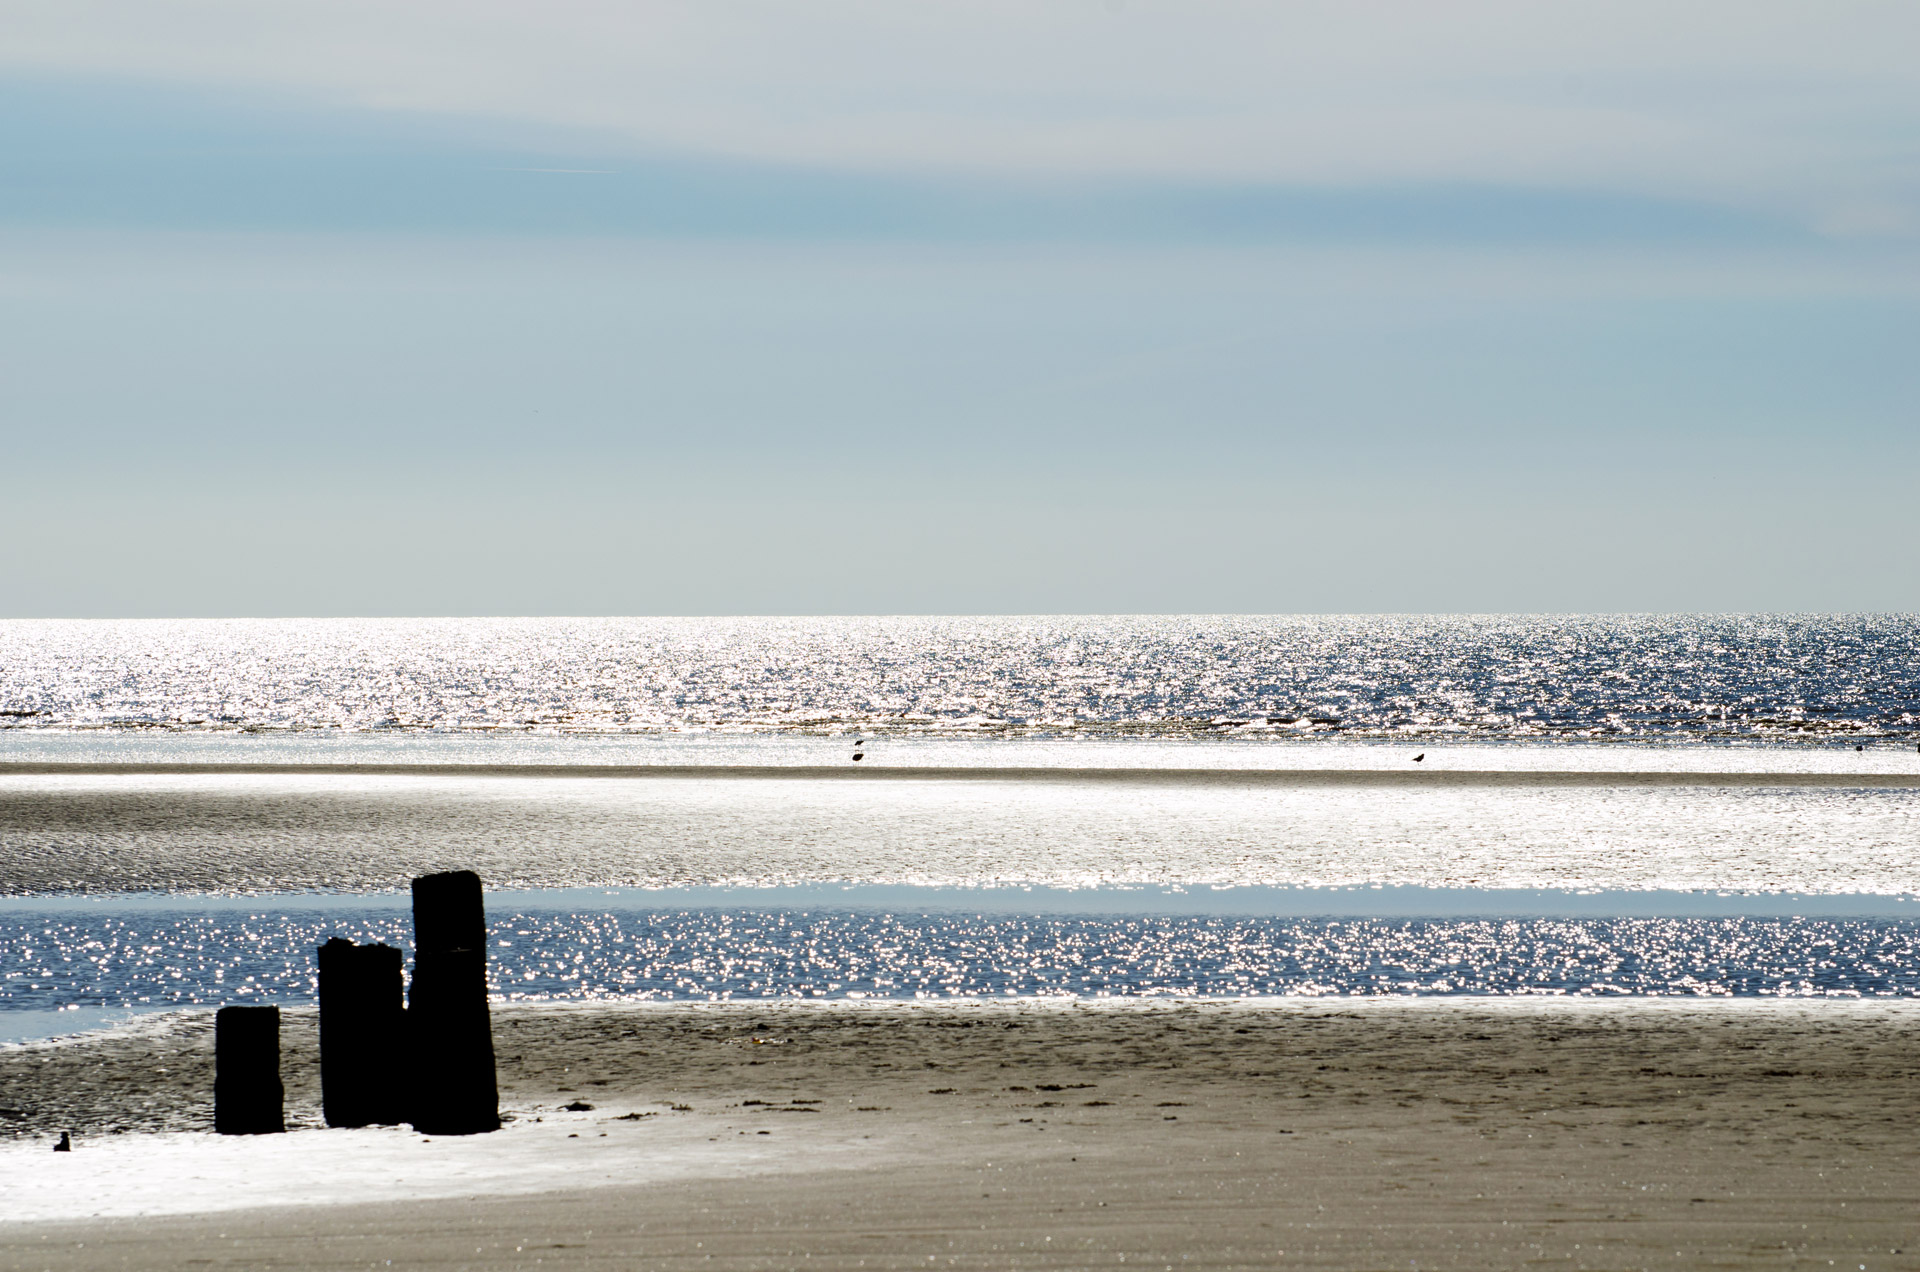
[7,765,1915,895]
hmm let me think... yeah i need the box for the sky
[2,0,1916,617]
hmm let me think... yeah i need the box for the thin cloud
[3,0,1917,230]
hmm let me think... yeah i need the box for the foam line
[4,762,1917,787]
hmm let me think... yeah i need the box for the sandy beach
[11,0,1920,1248]
[5,998,1919,1269]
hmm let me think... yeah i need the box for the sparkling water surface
[4,614,1916,743]
[8,905,1920,1045]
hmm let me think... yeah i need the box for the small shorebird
[1412,753,1425,762]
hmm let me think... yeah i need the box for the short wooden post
[408,871,500,1135]
[318,938,406,1127]
[214,1005,285,1134]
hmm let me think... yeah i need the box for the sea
[3,614,1918,1042]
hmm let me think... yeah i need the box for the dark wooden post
[408,871,500,1134]
[318,938,406,1127]
[214,1005,285,1134]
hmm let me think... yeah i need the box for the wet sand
[6,768,1916,895]
[5,999,1920,1269]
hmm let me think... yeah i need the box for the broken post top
[215,1004,281,1035]
[412,870,486,954]
[318,937,403,973]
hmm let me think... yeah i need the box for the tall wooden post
[318,938,406,1127]
[214,1005,285,1135]
[408,871,500,1134]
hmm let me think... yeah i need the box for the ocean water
[4,613,1917,743]
[7,906,1920,1045]
[3,614,1919,1035]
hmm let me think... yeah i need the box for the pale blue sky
[2,2,1916,616]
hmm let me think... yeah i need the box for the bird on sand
[53,1131,70,1152]
[1412,753,1425,762]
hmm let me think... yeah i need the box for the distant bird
[1412,753,1425,762]
[53,1131,70,1152]
[1857,745,1865,752]
[852,752,865,762]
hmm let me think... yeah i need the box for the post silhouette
[214,1005,285,1134]
[408,870,500,1134]
[318,938,406,1127]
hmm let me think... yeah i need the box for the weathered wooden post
[408,870,500,1134]
[214,1005,285,1134]
[318,938,406,1127]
